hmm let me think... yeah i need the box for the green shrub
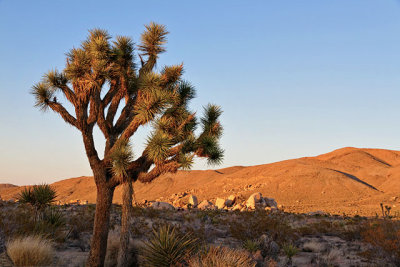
[242,239,261,252]
[18,184,57,215]
[282,243,298,264]
[140,224,198,267]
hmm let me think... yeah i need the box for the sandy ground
[1,147,400,216]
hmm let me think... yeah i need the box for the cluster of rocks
[149,192,279,212]
[55,199,89,205]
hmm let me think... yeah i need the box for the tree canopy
[32,23,224,187]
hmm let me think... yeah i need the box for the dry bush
[302,240,327,253]
[361,219,400,264]
[296,218,364,241]
[229,211,295,245]
[105,230,137,267]
[105,230,120,267]
[188,246,256,267]
[7,235,54,266]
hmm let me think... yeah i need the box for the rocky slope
[2,147,400,216]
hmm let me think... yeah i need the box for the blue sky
[1,1,400,185]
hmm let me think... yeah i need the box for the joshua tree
[32,23,223,267]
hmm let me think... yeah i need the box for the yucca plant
[32,23,223,266]
[140,225,198,267]
[282,243,298,265]
[18,184,57,221]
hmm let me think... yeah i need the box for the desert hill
[1,147,400,216]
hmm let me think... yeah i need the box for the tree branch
[137,161,180,183]
[48,101,78,128]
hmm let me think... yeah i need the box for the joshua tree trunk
[117,181,133,267]
[87,179,115,267]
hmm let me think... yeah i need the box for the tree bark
[87,179,115,267]
[117,181,133,267]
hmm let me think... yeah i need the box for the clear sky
[1,1,400,185]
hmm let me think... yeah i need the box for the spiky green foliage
[110,140,133,180]
[31,83,53,111]
[138,22,169,57]
[140,225,198,267]
[146,132,173,163]
[18,184,57,211]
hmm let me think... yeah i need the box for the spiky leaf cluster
[18,184,57,211]
[141,225,198,267]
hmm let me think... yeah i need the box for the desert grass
[7,235,54,266]
[188,246,256,267]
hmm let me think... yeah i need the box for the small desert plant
[380,203,392,219]
[361,219,400,264]
[242,239,261,252]
[302,240,326,253]
[188,246,256,267]
[282,243,298,265]
[316,249,341,267]
[229,211,295,245]
[140,224,198,267]
[18,184,57,220]
[7,235,54,266]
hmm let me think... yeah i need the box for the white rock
[232,203,243,211]
[188,195,198,207]
[198,200,216,210]
[246,192,262,209]
[151,201,175,210]
[215,198,226,209]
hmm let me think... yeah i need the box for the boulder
[215,198,226,209]
[232,203,243,211]
[263,197,278,208]
[151,201,175,210]
[225,195,236,207]
[188,195,198,207]
[198,200,216,210]
[246,192,262,209]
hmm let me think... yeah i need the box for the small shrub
[229,211,295,245]
[242,239,261,252]
[140,224,198,267]
[67,206,95,239]
[188,246,256,267]
[302,241,326,253]
[282,243,298,264]
[361,219,400,264]
[18,184,57,212]
[7,235,54,266]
